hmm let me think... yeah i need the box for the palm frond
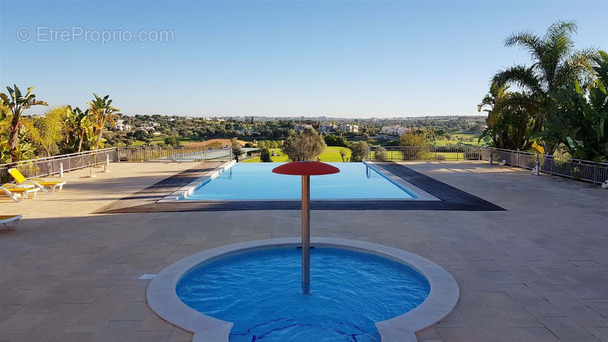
[493,65,543,94]
[504,31,543,61]
[545,20,578,41]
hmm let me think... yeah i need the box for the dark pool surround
[96,162,505,214]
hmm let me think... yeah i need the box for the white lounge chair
[0,184,40,202]
[0,215,22,228]
[9,168,66,193]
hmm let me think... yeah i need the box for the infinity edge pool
[159,161,438,202]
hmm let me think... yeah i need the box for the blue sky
[1,0,607,118]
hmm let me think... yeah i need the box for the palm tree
[478,84,541,150]
[492,20,597,154]
[0,85,48,161]
[87,94,119,149]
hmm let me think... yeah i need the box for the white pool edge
[146,237,459,342]
[158,160,236,202]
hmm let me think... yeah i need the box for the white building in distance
[381,125,410,137]
[338,124,359,133]
[294,123,313,132]
[318,123,337,134]
[114,119,132,131]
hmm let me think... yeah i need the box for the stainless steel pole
[301,175,310,294]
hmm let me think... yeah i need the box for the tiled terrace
[1,161,607,342]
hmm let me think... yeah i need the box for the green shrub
[350,141,368,162]
[374,147,387,162]
[260,147,272,162]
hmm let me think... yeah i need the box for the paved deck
[1,161,607,342]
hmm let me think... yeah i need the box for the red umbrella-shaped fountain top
[272,161,340,176]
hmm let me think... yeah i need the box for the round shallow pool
[147,238,459,342]
[177,247,430,341]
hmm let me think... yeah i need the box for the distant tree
[260,147,272,162]
[374,146,387,162]
[349,141,368,162]
[281,128,326,161]
[132,130,150,142]
[399,133,429,160]
[0,85,48,161]
[400,132,428,146]
[339,148,348,162]
[231,137,244,162]
[164,136,180,147]
[324,134,348,147]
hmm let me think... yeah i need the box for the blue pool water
[183,163,415,200]
[176,247,430,341]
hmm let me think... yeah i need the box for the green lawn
[244,146,352,163]
[432,133,481,146]
[370,150,473,161]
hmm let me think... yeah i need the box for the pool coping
[158,161,439,202]
[158,160,237,202]
[146,237,460,342]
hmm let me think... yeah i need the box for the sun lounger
[0,184,40,202]
[0,215,22,228]
[8,168,66,193]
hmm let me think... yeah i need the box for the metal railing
[368,145,608,185]
[117,147,232,162]
[0,148,117,184]
[482,147,608,185]
[0,146,232,183]
[368,145,482,162]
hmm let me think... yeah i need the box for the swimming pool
[177,246,430,341]
[179,162,427,201]
[147,238,460,342]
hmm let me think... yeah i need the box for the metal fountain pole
[301,175,311,294]
[272,161,339,296]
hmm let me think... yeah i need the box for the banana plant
[87,94,120,150]
[73,108,95,153]
[1,85,48,162]
[542,51,608,161]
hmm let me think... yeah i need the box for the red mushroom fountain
[272,161,340,294]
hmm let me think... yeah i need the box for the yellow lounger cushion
[8,168,66,193]
[0,184,40,202]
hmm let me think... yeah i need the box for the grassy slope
[433,133,481,146]
[244,146,352,163]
